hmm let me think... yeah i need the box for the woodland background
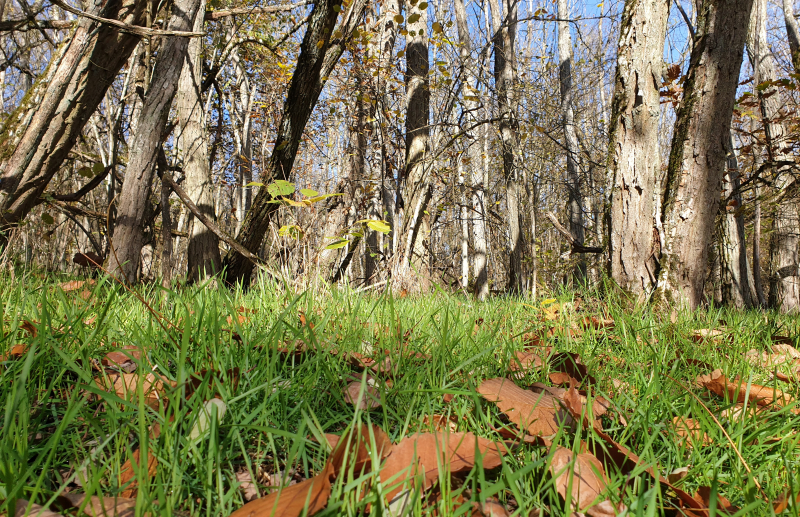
[0,0,798,312]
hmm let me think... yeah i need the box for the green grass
[1,271,799,516]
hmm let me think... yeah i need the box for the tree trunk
[0,0,152,235]
[489,0,524,293]
[719,132,754,308]
[783,0,800,73]
[606,0,669,299]
[221,0,368,287]
[750,0,800,311]
[557,0,585,282]
[393,0,432,292]
[453,0,489,300]
[656,0,754,309]
[175,0,221,282]
[108,0,203,282]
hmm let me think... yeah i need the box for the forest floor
[2,273,800,517]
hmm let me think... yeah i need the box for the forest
[2,0,800,516]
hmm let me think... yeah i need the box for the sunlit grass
[1,270,799,516]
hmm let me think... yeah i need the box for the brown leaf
[343,379,382,409]
[672,417,711,447]
[549,446,617,514]
[549,352,596,385]
[102,346,142,373]
[15,500,64,517]
[0,344,28,361]
[227,314,248,325]
[20,320,38,338]
[422,414,458,432]
[694,486,738,515]
[60,280,95,293]
[229,463,334,517]
[61,494,138,517]
[93,372,167,409]
[119,448,158,498]
[509,350,546,375]
[380,432,507,501]
[327,424,393,478]
[471,498,510,517]
[530,382,609,420]
[477,378,571,437]
[185,368,240,400]
[236,470,261,502]
[695,369,797,411]
[690,328,731,344]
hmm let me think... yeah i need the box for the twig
[544,211,604,254]
[204,1,311,20]
[50,0,205,37]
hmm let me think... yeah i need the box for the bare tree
[656,0,754,309]
[606,0,669,300]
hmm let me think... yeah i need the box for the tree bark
[175,0,221,282]
[557,0,585,282]
[751,0,800,311]
[0,0,152,235]
[489,0,524,293]
[656,0,754,310]
[393,0,432,292]
[783,0,800,73]
[606,0,669,299]
[221,0,368,287]
[108,0,203,282]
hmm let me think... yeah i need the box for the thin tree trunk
[606,0,669,300]
[393,0,432,292]
[454,0,489,299]
[221,0,368,286]
[753,183,766,305]
[108,0,203,282]
[751,0,800,311]
[557,0,585,282]
[783,0,800,73]
[175,0,221,282]
[656,0,754,309]
[0,0,151,235]
[161,176,173,287]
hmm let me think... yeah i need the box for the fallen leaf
[60,280,95,293]
[20,320,38,337]
[672,416,711,447]
[227,314,248,325]
[667,466,689,484]
[236,470,261,502]
[549,446,618,515]
[185,367,240,400]
[509,350,547,375]
[61,494,138,517]
[530,382,609,420]
[478,378,571,437]
[102,345,142,373]
[0,344,28,361]
[694,486,738,515]
[422,414,458,432]
[15,500,64,517]
[380,431,506,501]
[119,447,158,498]
[690,328,731,344]
[344,379,382,409]
[93,372,167,409]
[696,369,797,411]
[549,352,596,385]
[471,498,510,516]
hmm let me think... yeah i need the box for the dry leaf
[236,470,261,502]
[668,466,689,484]
[0,344,28,361]
[94,372,167,409]
[344,379,382,409]
[696,369,797,411]
[694,486,738,515]
[102,346,142,373]
[380,431,506,501]
[477,378,571,437]
[119,448,158,498]
[60,280,95,293]
[509,350,547,375]
[61,494,137,517]
[422,414,458,432]
[15,500,64,517]
[471,498,510,517]
[549,446,617,514]
[20,320,38,337]
[227,314,248,325]
[672,417,711,447]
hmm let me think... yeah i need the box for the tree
[222,0,369,287]
[606,0,670,299]
[108,0,204,282]
[0,0,152,237]
[656,0,754,309]
[175,0,221,282]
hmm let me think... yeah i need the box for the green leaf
[245,181,264,187]
[267,180,295,197]
[300,188,319,197]
[77,167,94,178]
[278,224,304,240]
[432,21,442,33]
[333,4,342,11]
[41,213,55,225]
[407,13,420,23]
[324,238,349,250]
[394,14,404,23]
[92,162,105,174]
[366,220,391,233]
[418,2,428,8]
[308,193,344,203]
